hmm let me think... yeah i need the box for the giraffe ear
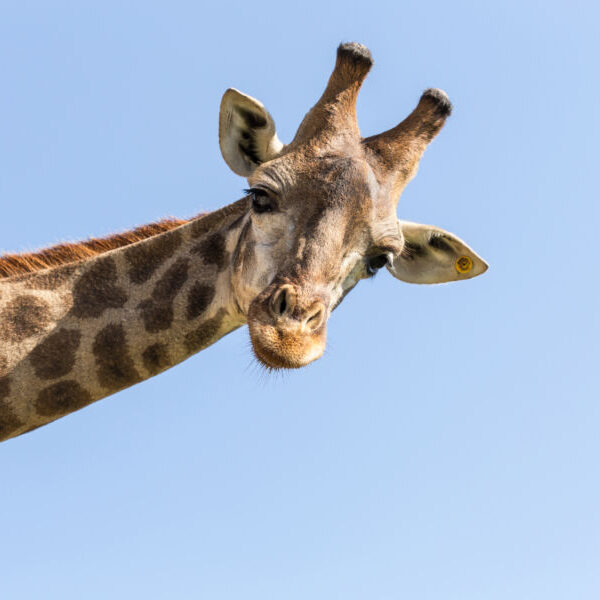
[219,88,284,177]
[388,220,488,284]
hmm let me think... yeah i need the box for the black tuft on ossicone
[337,42,374,68]
[421,88,453,117]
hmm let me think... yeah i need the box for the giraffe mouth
[246,280,329,369]
[248,320,327,370]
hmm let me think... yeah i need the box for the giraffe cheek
[235,269,278,317]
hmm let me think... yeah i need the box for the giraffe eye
[247,189,276,214]
[366,254,390,276]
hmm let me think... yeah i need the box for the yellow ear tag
[456,256,473,274]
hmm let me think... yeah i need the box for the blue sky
[1,1,598,598]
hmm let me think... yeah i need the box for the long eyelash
[243,187,270,196]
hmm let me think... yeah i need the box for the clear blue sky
[1,1,598,598]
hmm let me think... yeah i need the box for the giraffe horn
[362,89,453,199]
[291,42,373,146]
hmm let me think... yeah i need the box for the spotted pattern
[0,295,51,343]
[138,258,189,333]
[23,265,76,290]
[142,343,171,376]
[184,309,226,353]
[191,232,229,271]
[126,230,182,284]
[29,328,81,380]
[0,377,22,440]
[186,282,215,321]
[137,300,173,334]
[0,377,10,399]
[35,380,92,418]
[93,323,141,393]
[71,257,128,319]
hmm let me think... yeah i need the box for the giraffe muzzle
[248,283,329,369]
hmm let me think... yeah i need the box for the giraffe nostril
[269,285,295,318]
[278,294,287,314]
[268,286,325,331]
[304,304,325,332]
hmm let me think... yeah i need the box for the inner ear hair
[400,240,426,260]
[236,123,262,165]
[427,234,453,252]
[219,88,283,176]
[236,106,268,130]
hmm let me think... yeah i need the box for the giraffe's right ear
[388,220,488,284]
[219,88,284,177]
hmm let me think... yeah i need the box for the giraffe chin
[248,322,326,370]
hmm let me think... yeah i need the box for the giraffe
[0,43,487,442]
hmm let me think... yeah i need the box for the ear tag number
[456,256,473,273]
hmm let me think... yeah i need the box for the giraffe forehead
[284,161,379,245]
[254,151,379,204]
[291,166,382,252]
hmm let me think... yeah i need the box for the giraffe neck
[0,198,250,442]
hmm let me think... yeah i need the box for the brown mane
[0,217,192,279]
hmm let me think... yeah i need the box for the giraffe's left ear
[388,220,488,284]
[219,88,284,177]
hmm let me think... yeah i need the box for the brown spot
[29,328,81,380]
[71,257,128,319]
[142,343,171,375]
[125,230,182,284]
[35,380,92,417]
[93,323,141,393]
[138,299,174,334]
[152,258,189,302]
[0,295,51,343]
[0,376,11,400]
[0,378,23,440]
[186,283,215,320]
[191,232,229,271]
[0,355,7,377]
[138,258,189,333]
[184,309,226,353]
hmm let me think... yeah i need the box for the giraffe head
[219,43,487,369]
